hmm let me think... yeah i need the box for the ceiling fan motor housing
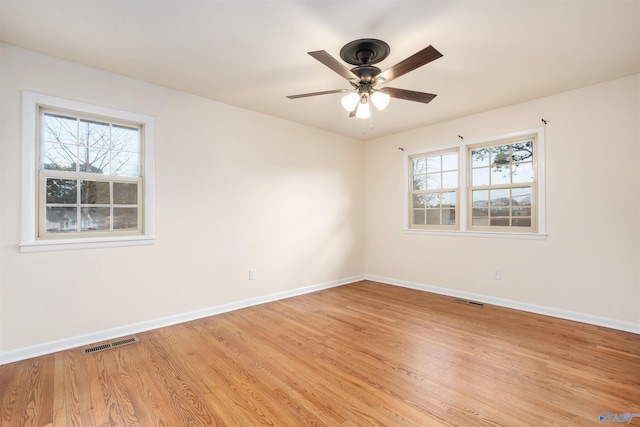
[351,65,382,83]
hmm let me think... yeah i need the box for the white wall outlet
[249,269,257,280]
[492,269,501,280]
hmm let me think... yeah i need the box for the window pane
[46,178,77,203]
[412,194,426,208]
[113,207,137,230]
[43,113,77,144]
[472,208,488,225]
[442,209,455,225]
[512,141,533,163]
[111,152,139,177]
[442,153,457,171]
[471,148,489,167]
[426,193,441,208]
[43,142,77,171]
[426,156,441,173]
[81,180,110,204]
[512,162,534,183]
[512,207,531,217]
[491,166,511,185]
[412,158,426,175]
[512,187,532,206]
[491,207,509,217]
[490,217,510,226]
[112,125,139,152]
[441,191,456,207]
[513,217,532,227]
[81,207,110,231]
[79,148,108,174]
[413,210,426,225]
[113,182,138,204]
[472,167,489,186]
[491,145,510,167]
[442,171,457,189]
[426,173,441,190]
[426,210,440,225]
[412,175,426,191]
[46,207,77,232]
[490,189,510,206]
[472,190,489,205]
[80,119,109,147]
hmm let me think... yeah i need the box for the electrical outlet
[492,269,501,280]
[249,269,256,280]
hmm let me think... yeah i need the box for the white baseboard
[3,274,637,365]
[0,275,365,365]
[366,275,640,335]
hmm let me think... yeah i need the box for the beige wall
[1,43,638,358]
[0,44,365,353]
[365,74,640,325]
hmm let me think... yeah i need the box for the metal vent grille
[82,336,139,355]
[452,298,485,307]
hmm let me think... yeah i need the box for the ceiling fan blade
[380,87,437,104]
[308,50,359,81]
[286,89,351,99]
[376,45,442,83]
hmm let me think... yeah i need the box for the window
[405,128,545,238]
[409,150,459,229]
[21,92,155,252]
[41,111,142,236]
[469,138,535,231]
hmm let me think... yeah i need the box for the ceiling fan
[287,38,443,119]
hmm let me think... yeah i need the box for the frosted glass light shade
[355,100,371,119]
[371,91,390,110]
[341,92,360,111]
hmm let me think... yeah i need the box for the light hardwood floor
[1,281,639,426]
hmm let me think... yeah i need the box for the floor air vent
[82,336,139,355]
[452,298,485,308]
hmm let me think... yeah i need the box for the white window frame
[408,148,460,230]
[403,127,546,240]
[20,91,155,252]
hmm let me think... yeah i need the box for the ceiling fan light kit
[370,91,390,110]
[341,91,360,111]
[355,95,371,119]
[287,38,442,120]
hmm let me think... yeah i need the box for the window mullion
[109,181,114,231]
[75,178,81,232]
[459,147,468,232]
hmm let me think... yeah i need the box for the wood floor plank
[1,280,639,426]
[52,349,90,427]
[1,355,53,427]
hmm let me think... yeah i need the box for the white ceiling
[1,0,639,140]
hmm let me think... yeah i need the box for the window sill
[19,236,155,253]
[403,229,547,240]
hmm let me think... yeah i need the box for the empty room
[1,0,639,425]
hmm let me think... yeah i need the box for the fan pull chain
[363,106,375,135]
